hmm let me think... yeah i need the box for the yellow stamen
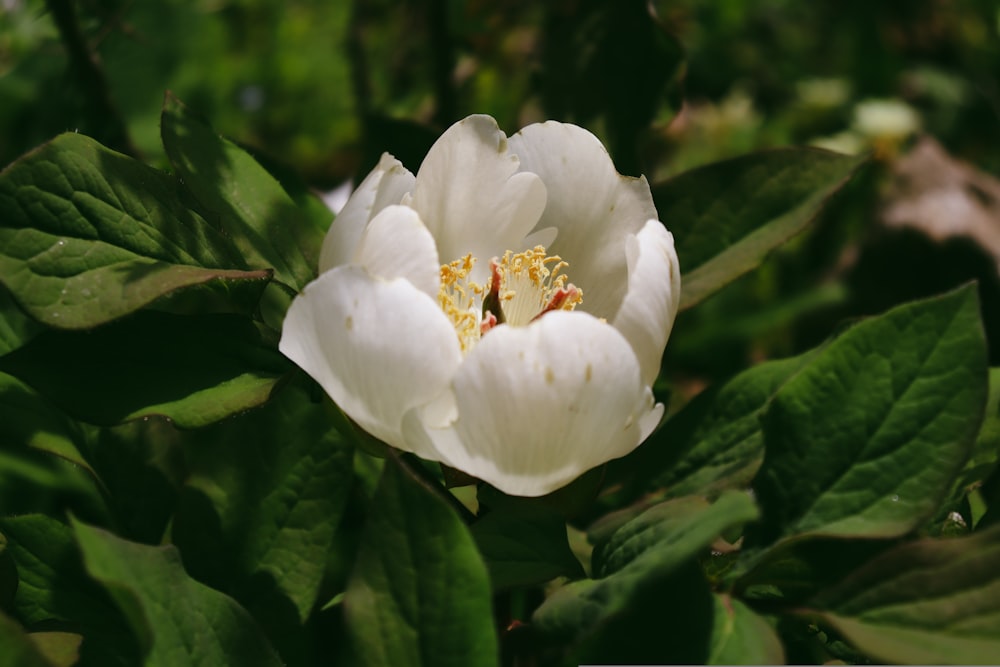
[437,245,582,354]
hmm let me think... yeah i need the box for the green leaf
[0,311,290,428]
[751,284,988,544]
[0,286,42,355]
[0,373,107,518]
[0,372,94,477]
[0,514,139,666]
[0,610,53,667]
[70,517,283,667]
[802,526,1000,665]
[470,503,585,590]
[172,382,353,627]
[344,458,498,667]
[86,419,186,545]
[707,594,784,665]
[161,93,318,290]
[0,132,273,329]
[534,492,759,649]
[653,148,866,310]
[608,353,811,503]
[23,632,82,667]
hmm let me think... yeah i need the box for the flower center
[437,245,582,353]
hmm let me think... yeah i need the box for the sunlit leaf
[750,284,988,545]
[0,133,272,329]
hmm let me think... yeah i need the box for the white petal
[409,115,547,278]
[279,266,461,455]
[319,153,416,274]
[508,122,658,319]
[611,220,681,386]
[353,205,440,298]
[404,311,655,496]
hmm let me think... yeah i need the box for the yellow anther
[437,245,582,354]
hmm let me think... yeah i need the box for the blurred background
[3,0,1000,385]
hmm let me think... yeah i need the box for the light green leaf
[534,492,759,648]
[751,284,988,544]
[471,503,585,590]
[653,148,866,310]
[707,594,784,665]
[172,382,353,627]
[161,93,319,290]
[0,132,272,329]
[25,632,82,667]
[344,458,498,667]
[803,526,1000,665]
[0,311,290,428]
[0,610,53,667]
[70,517,283,667]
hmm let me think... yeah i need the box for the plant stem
[45,0,138,157]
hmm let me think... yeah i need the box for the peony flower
[279,115,680,497]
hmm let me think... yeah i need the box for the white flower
[279,115,681,497]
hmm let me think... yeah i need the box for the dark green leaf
[751,284,988,544]
[608,353,811,503]
[0,514,138,666]
[70,517,283,667]
[471,504,584,590]
[161,93,317,290]
[0,286,42,355]
[803,526,1000,665]
[0,372,93,477]
[707,594,784,665]
[0,373,107,519]
[86,419,186,545]
[0,132,272,329]
[653,148,866,309]
[534,492,759,648]
[0,311,290,428]
[344,458,498,667]
[172,382,353,628]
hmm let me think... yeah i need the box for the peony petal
[404,311,655,496]
[279,266,461,455]
[409,115,547,280]
[611,220,681,386]
[353,205,440,298]
[319,153,416,274]
[508,122,658,319]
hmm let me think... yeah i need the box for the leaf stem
[45,0,139,157]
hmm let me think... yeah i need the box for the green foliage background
[2,1,1000,665]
